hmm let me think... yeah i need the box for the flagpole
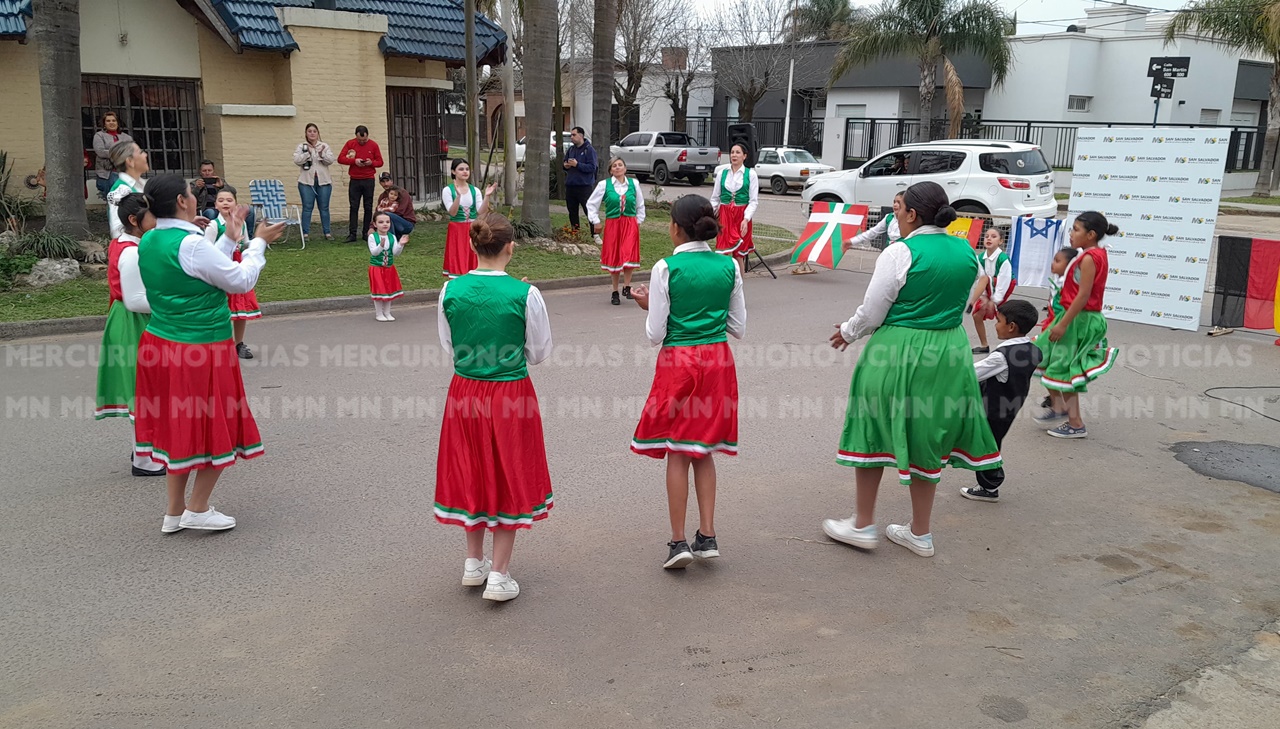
[781,0,798,148]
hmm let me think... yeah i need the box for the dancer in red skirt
[368,212,405,321]
[631,195,746,570]
[435,212,554,602]
[134,175,284,533]
[441,159,497,279]
[710,143,758,273]
[586,157,646,305]
[970,226,1017,354]
[203,187,261,359]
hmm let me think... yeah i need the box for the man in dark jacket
[563,127,598,236]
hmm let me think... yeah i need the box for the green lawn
[1221,195,1280,206]
[1054,193,1069,201]
[0,212,794,323]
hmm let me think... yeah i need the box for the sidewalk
[1141,624,1280,729]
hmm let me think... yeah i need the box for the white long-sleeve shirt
[154,218,265,294]
[849,213,901,248]
[974,336,1031,383]
[644,241,747,346]
[201,214,249,246]
[585,177,647,226]
[441,185,484,218]
[106,173,145,240]
[839,225,984,342]
[436,273,554,365]
[980,248,1014,302]
[368,231,406,258]
[709,165,759,221]
[115,233,150,314]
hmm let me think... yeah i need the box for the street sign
[1147,56,1191,78]
[1151,78,1175,98]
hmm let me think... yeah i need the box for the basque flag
[1212,236,1280,332]
[791,202,868,269]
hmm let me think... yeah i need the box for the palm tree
[788,0,858,42]
[521,0,556,232]
[592,0,618,184]
[831,0,1013,142]
[32,0,90,236]
[1165,0,1280,196]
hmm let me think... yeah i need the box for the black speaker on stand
[723,123,775,278]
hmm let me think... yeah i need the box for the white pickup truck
[610,131,721,186]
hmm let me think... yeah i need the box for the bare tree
[659,15,712,133]
[612,0,678,139]
[33,0,90,236]
[713,0,791,121]
[592,0,617,181]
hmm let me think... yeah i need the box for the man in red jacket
[338,125,383,242]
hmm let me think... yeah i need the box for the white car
[754,147,834,195]
[515,132,576,166]
[801,140,1056,218]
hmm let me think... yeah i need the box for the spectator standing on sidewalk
[339,125,384,242]
[92,112,133,201]
[294,123,336,240]
[563,127,598,239]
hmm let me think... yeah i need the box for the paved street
[3,270,1279,728]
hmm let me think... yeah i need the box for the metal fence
[841,118,1266,173]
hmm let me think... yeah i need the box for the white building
[562,54,716,141]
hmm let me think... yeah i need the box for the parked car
[514,132,576,166]
[754,147,835,195]
[801,140,1056,218]
[610,131,721,186]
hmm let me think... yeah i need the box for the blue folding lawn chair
[249,179,306,249]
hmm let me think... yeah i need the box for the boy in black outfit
[962,299,1042,502]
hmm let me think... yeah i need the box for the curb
[0,249,795,341]
[1218,204,1280,218]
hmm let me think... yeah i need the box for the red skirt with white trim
[444,221,478,279]
[369,265,403,300]
[434,375,553,531]
[715,204,754,257]
[600,216,641,272]
[133,332,263,474]
[228,291,262,320]
[632,342,738,459]
[977,281,1018,321]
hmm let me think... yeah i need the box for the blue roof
[0,0,31,39]
[211,0,308,52]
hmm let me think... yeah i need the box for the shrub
[513,219,548,240]
[0,252,38,290]
[12,230,81,260]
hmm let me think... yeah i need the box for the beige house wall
[81,0,201,78]
[0,41,45,197]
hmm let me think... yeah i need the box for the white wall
[81,0,202,77]
[565,68,712,137]
[983,36,1078,120]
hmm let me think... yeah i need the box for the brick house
[0,0,504,206]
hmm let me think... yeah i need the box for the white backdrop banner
[1067,128,1229,331]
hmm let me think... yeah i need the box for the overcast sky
[980,0,1185,33]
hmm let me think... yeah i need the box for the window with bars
[82,75,203,180]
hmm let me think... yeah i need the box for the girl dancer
[95,193,165,476]
[630,195,746,570]
[1033,212,1121,439]
[134,175,283,533]
[822,181,1000,558]
[434,212,554,602]
[368,212,405,322]
[1037,247,1078,410]
[710,144,758,271]
[844,192,904,253]
[586,157,646,305]
[204,187,261,359]
[106,141,149,239]
[971,227,1016,354]
[441,159,498,279]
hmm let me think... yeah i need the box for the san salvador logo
[1205,137,1219,144]
[1154,137,1166,143]
[1185,256,1202,263]
[1175,157,1189,163]
[1098,173,1111,180]
[1124,155,1137,162]
[1104,136,1116,142]
[1078,154,1090,161]
[1073,191,1084,197]
[1146,176,1160,182]
[1140,213,1153,220]
[1157,273,1170,280]
[1109,267,1120,274]
[1135,252,1148,258]
[1151,311,1165,318]
[1168,196,1182,203]
[1104,304,1116,311]
[1119,193,1132,200]
[1162,234,1176,241]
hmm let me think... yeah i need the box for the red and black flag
[1212,236,1280,332]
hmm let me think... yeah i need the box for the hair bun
[934,205,958,228]
[470,219,493,246]
[1106,223,1119,236]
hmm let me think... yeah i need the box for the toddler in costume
[970,226,1016,354]
[204,187,261,359]
[368,212,405,321]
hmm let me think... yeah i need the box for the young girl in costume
[630,195,746,570]
[586,157,646,305]
[822,181,1000,559]
[106,141,149,239]
[1033,212,1120,439]
[845,191,904,253]
[133,175,283,533]
[203,187,261,359]
[434,212,554,603]
[970,227,1016,354]
[441,159,498,279]
[1037,247,1079,410]
[368,212,405,322]
[710,143,758,272]
[95,193,165,476]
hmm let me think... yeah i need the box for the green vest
[216,218,250,252]
[979,249,1012,289]
[663,250,737,347]
[881,232,979,330]
[442,272,533,381]
[603,178,637,219]
[109,175,143,197]
[369,232,396,267]
[138,226,233,344]
[719,167,751,205]
[446,184,479,223]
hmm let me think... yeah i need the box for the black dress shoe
[132,465,167,477]
[345,234,358,243]
[622,285,633,300]
[611,291,621,306]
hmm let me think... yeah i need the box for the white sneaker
[178,507,236,531]
[375,312,388,322]
[384,312,395,322]
[482,571,520,602]
[822,517,878,549]
[885,523,934,557]
[161,514,184,533]
[462,557,492,586]
[593,234,603,246]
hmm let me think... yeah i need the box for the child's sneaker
[691,531,719,559]
[885,523,934,557]
[1047,422,1087,439]
[622,285,633,300]
[462,557,491,586]
[1032,407,1069,426]
[821,517,879,549]
[663,540,694,569]
[482,571,520,601]
[960,486,1000,502]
